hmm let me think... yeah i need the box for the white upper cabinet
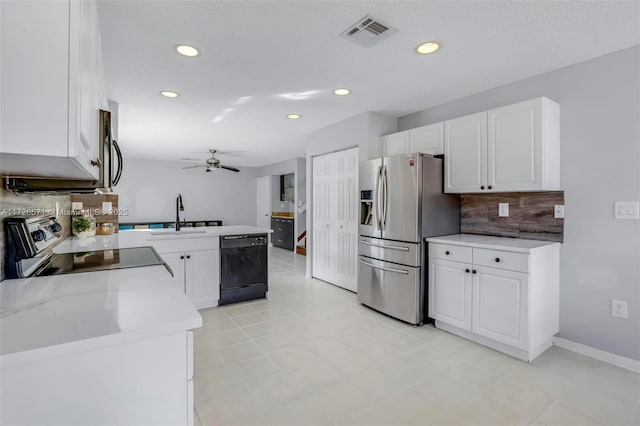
[444,97,560,193]
[380,131,410,157]
[410,122,444,155]
[0,0,106,180]
[380,122,444,157]
[444,112,488,193]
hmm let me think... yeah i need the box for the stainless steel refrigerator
[358,153,460,324]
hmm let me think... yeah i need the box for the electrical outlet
[498,203,509,217]
[554,205,565,219]
[102,202,112,214]
[611,299,628,319]
[614,202,639,220]
[71,202,83,210]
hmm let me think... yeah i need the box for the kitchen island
[0,265,202,425]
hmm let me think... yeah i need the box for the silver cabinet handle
[359,259,409,275]
[360,240,410,251]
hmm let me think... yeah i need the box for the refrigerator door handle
[375,165,383,229]
[382,165,389,229]
[360,240,410,251]
[359,259,409,275]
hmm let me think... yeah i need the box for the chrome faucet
[176,194,184,231]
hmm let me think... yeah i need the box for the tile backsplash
[461,191,564,242]
[0,188,72,281]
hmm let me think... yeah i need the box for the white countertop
[54,225,272,253]
[0,265,202,368]
[426,234,561,253]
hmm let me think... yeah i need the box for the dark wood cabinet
[271,217,294,251]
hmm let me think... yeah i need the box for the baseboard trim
[553,337,640,373]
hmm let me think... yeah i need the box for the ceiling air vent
[340,15,398,48]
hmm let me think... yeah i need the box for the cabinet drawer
[473,248,529,273]
[429,243,472,263]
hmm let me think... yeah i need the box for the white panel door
[186,249,220,308]
[312,148,359,291]
[334,147,359,292]
[312,153,333,284]
[428,258,472,331]
[488,98,542,191]
[472,266,529,349]
[381,131,410,156]
[444,112,488,193]
[410,122,444,155]
[256,176,271,229]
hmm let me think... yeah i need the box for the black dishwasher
[219,234,268,305]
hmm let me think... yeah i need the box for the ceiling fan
[181,149,240,173]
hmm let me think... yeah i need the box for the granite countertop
[271,212,294,219]
[54,225,273,253]
[425,234,561,253]
[0,265,202,368]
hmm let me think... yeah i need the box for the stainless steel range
[4,215,168,279]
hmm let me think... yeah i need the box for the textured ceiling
[98,0,640,167]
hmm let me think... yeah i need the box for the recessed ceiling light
[333,88,351,96]
[160,90,179,98]
[287,114,301,119]
[174,44,200,57]
[415,41,441,55]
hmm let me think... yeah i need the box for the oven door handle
[360,240,410,251]
[359,259,409,275]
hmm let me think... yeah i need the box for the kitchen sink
[149,229,207,236]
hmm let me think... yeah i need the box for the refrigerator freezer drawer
[359,237,420,267]
[357,256,422,324]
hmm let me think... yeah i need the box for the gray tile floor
[193,247,640,426]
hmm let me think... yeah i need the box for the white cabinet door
[472,266,528,349]
[444,112,488,193]
[488,98,541,192]
[186,249,220,308]
[161,252,187,293]
[428,258,472,331]
[1,0,102,180]
[488,98,559,191]
[0,0,69,158]
[381,131,410,157]
[410,122,444,155]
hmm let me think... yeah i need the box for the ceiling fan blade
[181,165,207,169]
[180,157,204,162]
[219,165,240,173]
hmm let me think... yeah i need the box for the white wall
[115,158,257,226]
[255,157,306,238]
[305,111,397,276]
[398,46,640,361]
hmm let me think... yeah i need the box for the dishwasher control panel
[221,234,268,248]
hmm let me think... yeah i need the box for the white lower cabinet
[159,249,220,309]
[429,259,472,331]
[472,266,528,350]
[428,239,559,362]
[1,332,194,425]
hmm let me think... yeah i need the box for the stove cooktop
[35,247,168,277]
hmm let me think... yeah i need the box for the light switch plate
[554,205,565,219]
[614,202,639,220]
[498,203,509,217]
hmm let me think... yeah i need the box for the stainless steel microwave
[4,110,123,193]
